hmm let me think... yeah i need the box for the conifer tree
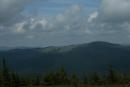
[90,72,101,85]
[0,59,2,86]
[33,75,41,86]
[71,73,79,87]
[2,58,11,87]
[43,72,55,85]
[83,75,88,84]
[106,65,120,84]
[11,72,20,87]
[55,67,69,84]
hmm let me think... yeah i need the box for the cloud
[70,4,82,13]
[0,0,31,24]
[56,14,65,22]
[1,0,130,47]
[26,35,34,39]
[13,21,26,34]
[30,17,48,30]
[85,0,130,35]
[11,4,83,34]
[4,1,130,36]
[99,0,130,22]
[88,11,98,23]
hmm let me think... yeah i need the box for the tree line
[0,58,130,87]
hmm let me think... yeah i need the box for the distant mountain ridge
[0,41,130,74]
[0,47,33,51]
[0,47,15,51]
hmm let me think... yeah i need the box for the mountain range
[0,41,130,75]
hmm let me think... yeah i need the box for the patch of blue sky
[23,0,101,16]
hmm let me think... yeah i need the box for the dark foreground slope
[0,41,130,74]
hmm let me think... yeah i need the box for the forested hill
[0,41,130,74]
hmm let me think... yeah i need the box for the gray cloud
[0,0,31,24]
[10,4,83,33]
[1,0,130,47]
[99,0,130,22]
[86,0,130,35]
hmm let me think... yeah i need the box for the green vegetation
[1,41,130,74]
[0,58,130,87]
[22,85,130,87]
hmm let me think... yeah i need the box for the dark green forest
[1,42,130,74]
[0,58,130,87]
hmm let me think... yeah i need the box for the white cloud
[88,11,98,23]
[0,3,83,35]
[83,0,130,36]
[30,18,48,30]
[2,0,130,47]
[5,0,130,36]
[56,14,65,22]
[71,4,82,13]
[13,21,26,33]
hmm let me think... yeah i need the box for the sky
[0,0,130,47]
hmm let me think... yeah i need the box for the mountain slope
[0,41,130,74]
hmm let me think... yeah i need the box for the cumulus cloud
[13,21,26,34]
[1,0,130,47]
[30,18,48,30]
[56,14,65,22]
[99,0,130,22]
[85,0,130,35]
[10,4,83,34]
[88,11,98,23]
[4,0,130,36]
